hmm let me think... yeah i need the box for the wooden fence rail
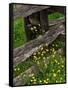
[13,22,65,66]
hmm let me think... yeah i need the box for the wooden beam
[40,9,48,33]
[13,65,38,86]
[13,24,65,66]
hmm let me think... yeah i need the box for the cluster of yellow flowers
[30,24,41,33]
[29,74,37,84]
[32,43,49,65]
[14,67,20,71]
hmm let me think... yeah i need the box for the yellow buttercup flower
[33,82,36,84]
[32,76,35,79]
[57,70,60,73]
[37,61,40,65]
[60,77,63,80]
[35,29,37,32]
[47,57,49,59]
[42,51,46,54]
[45,43,48,46]
[53,73,56,77]
[33,26,36,29]
[38,51,40,55]
[56,44,58,47]
[52,55,55,58]
[41,47,43,51]
[38,24,40,26]
[55,59,58,63]
[56,80,58,83]
[30,27,33,31]
[52,48,55,52]
[41,53,44,56]
[58,62,60,65]
[61,65,64,68]
[14,68,16,71]
[47,78,49,81]
[54,51,56,54]
[33,56,37,59]
[17,68,20,71]
[43,57,46,60]
[52,44,54,46]
[30,80,33,82]
[44,80,48,84]
[39,80,42,83]
[34,79,37,82]
[38,57,41,60]
[33,52,36,55]
[46,49,49,52]
[52,69,55,72]
[31,74,34,77]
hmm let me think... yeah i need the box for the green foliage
[13,17,27,48]
[48,12,64,20]
[13,58,33,77]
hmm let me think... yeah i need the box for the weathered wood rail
[14,22,65,66]
[13,65,38,86]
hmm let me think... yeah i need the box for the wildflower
[47,57,49,59]
[57,70,60,73]
[17,68,20,71]
[38,51,40,55]
[32,76,35,79]
[52,44,54,46]
[41,47,43,51]
[42,51,46,54]
[23,74,26,77]
[56,44,58,47]
[33,52,36,55]
[55,59,58,63]
[33,82,36,84]
[56,80,58,83]
[37,61,40,65]
[45,43,48,46]
[41,53,44,56]
[46,49,49,52]
[47,78,49,81]
[43,57,46,60]
[34,79,37,82]
[30,79,33,82]
[38,24,40,26]
[52,48,55,52]
[61,65,64,68]
[44,80,48,84]
[31,74,34,77]
[33,26,36,29]
[35,29,37,32]
[44,64,47,67]
[53,73,56,77]
[52,55,55,58]
[30,27,33,31]
[39,80,42,83]
[14,68,16,71]
[38,57,41,60]
[52,69,55,72]
[60,77,63,80]
[54,51,56,54]
[33,56,37,60]
[58,62,60,65]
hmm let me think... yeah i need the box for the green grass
[13,17,27,48]
[48,12,64,20]
[13,58,33,77]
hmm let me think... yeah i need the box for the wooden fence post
[40,9,48,33]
